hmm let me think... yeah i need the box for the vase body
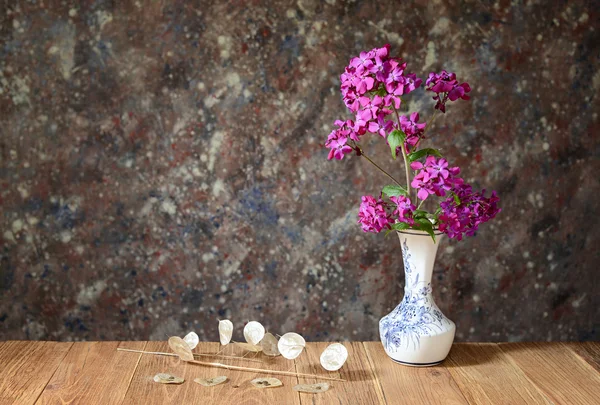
[379,230,455,366]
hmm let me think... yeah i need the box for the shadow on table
[442,343,503,368]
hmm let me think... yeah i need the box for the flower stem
[355,144,404,187]
[392,106,412,199]
[413,110,439,150]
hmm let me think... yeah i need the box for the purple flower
[402,73,422,95]
[399,112,426,152]
[390,195,416,225]
[448,82,471,101]
[325,120,357,160]
[354,109,372,135]
[350,51,375,73]
[426,70,471,113]
[352,75,375,95]
[426,70,457,93]
[438,184,501,240]
[410,157,462,201]
[358,195,391,233]
[367,114,395,138]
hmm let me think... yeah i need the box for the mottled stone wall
[0,0,598,342]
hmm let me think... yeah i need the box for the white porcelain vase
[379,230,455,366]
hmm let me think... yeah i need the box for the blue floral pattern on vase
[380,239,452,353]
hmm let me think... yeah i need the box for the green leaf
[450,190,461,205]
[408,148,443,162]
[385,222,410,236]
[382,184,408,198]
[415,218,436,243]
[387,130,406,160]
[413,209,429,218]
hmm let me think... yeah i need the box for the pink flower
[400,112,426,152]
[367,114,394,138]
[426,70,471,113]
[410,157,462,201]
[350,51,375,73]
[325,120,357,160]
[426,70,457,93]
[390,195,416,225]
[448,82,471,101]
[400,112,426,136]
[352,76,375,95]
[438,184,501,240]
[358,195,391,233]
[402,73,422,95]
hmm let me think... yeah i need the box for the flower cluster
[438,185,501,240]
[410,157,462,201]
[390,195,416,226]
[400,112,426,152]
[425,70,471,113]
[325,120,356,160]
[326,45,499,241]
[358,195,390,233]
[357,194,419,232]
[339,45,421,134]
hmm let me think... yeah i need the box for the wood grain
[446,343,552,404]
[123,341,301,405]
[566,341,600,372]
[35,341,146,405]
[2,341,600,404]
[363,342,468,405]
[294,342,382,405]
[0,341,72,405]
[499,342,600,405]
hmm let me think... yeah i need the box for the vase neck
[398,231,442,292]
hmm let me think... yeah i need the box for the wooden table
[1,341,599,404]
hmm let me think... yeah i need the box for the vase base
[390,358,444,367]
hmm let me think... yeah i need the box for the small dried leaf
[243,321,265,345]
[293,382,330,393]
[251,377,283,388]
[194,376,227,387]
[260,332,280,356]
[218,319,233,345]
[168,336,194,361]
[234,342,263,352]
[153,373,184,384]
[277,332,306,360]
[183,331,199,350]
[319,343,348,371]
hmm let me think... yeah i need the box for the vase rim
[397,229,444,236]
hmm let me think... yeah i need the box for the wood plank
[35,341,146,405]
[499,342,600,405]
[123,341,301,405]
[446,343,551,404]
[294,342,383,405]
[0,341,72,405]
[363,342,468,405]
[566,342,600,373]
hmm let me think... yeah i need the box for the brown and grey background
[0,0,598,342]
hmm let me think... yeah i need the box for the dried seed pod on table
[277,332,306,360]
[218,319,233,345]
[153,373,184,384]
[194,376,228,386]
[251,377,283,388]
[243,321,265,345]
[183,331,199,350]
[260,332,280,356]
[320,343,349,371]
[168,336,194,361]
